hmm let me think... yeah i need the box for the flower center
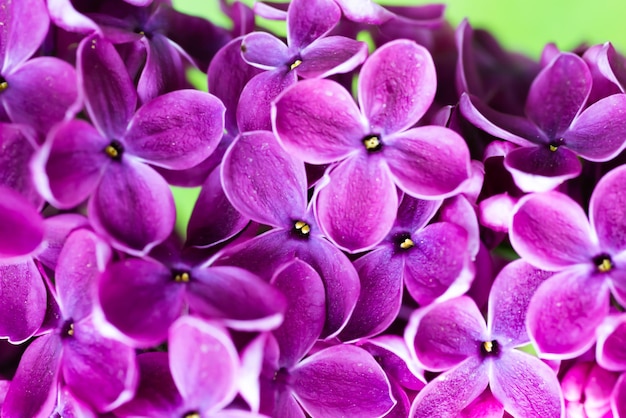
[593,254,613,273]
[363,134,383,152]
[61,319,75,339]
[290,59,302,70]
[173,270,191,283]
[104,140,124,161]
[0,76,8,93]
[548,138,564,152]
[480,339,500,357]
[393,232,414,251]
[292,220,311,238]
[183,412,200,418]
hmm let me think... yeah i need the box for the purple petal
[487,259,554,347]
[136,35,186,105]
[0,260,46,343]
[504,145,582,192]
[527,268,610,358]
[187,266,286,331]
[460,389,504,418]
[0,123,41,207]
[169,317,238,413]
[47,0,99,34]
[510,191,597,270]
[315,155,397,252]
[33,120,110,209]
[409,357,489,418]
[1,334,62,418]
[0,0,49,72]
[338,248,403,342]
[97,258,185,348]
[291,345,394,417]
[404,222,474,305]
[78,35,136,139]
[0,185,45,259]
[124,90,225,170]
[2,57,79,135]
[384,126,471,198]
[271,260,326,367]
[238,69,297,132]
[333,0,394,24]
[490,350,564,418]
[393,195,441,233]
[565,94,626,161]
[596,314,626,371]
[89,160,175,255]
[590,165,626,254]
[272,78,365,164]
[359,39,436,134]
[222,131,307,227]
[439,195,480,259]
[63,317,138,412]
[525,53,590,139]
[406,296,486,371]
[241,32,289,69]
[613,374,626,417]
[286,0,340,50]
[297,36,368,79]
[37,214,90,270]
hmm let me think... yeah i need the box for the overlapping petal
[0,123,40,207]
[596,314,626,371]
[286,0,340,50]
[0,185,44,259]
[297,36,368,79]
[0,0,49,72]
[589,164,626,254]
[241,32,289,69]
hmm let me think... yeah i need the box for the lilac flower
[510,164,626,357]
[405,259,562,417]
[273,39,471,252]
[561,360,620,417]
[460,52,626,192]
[33,34,225,254]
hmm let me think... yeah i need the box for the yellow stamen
[184,413,201,418]
[174,272,190,283]
[400,238,414,249]
[363,136,380,150]
[294,221,310,235]
[67,323,74,337]
[483,341,493,353]
[105,145,119,158]
[598,258,612,273]
[549,144,558,152]
[0,81,7,92]
[290,59,302,70]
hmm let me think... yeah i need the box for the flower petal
[0,0,49,72]
[490,350,564,418]
[124,90,225,170]
[0,185,44,259]
[297,36,368,79]
[612,374,626,417]
[384,126,471,198]
[241,31,289,69]
[286,0,340,50]
[0,123,41,207]
[596,314,626,371]
[136,35,186,105]
[291,345,395,417]
[315,155,398,252]
[590,164,626,254]
[510,191,597,271]
[272,78,365,164]
[359,39,436,134]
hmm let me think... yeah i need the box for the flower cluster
[2,0,626,417]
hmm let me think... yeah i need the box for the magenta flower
[510,164,626,357]
[273,39,471,252]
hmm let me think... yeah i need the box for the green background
[169,0,626,236]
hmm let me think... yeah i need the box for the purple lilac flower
[510,164,626,357]
[561,360,620,418]
[273,39,471,252]
[405,259,562,417]
[460,52,626,192]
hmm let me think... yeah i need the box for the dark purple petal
[2,334,62,418]
[315,155,397,252]
[406,296,486,371]
[384,126,471,198]
[504,145,582,192]
[338,248,403,342]
[525,53,590,139]
[2,57,78,135]
[0,0,49,72]
[188,266,286,331]
[98,258,185,348]
[488,260,554,347]
[527,268,610,358]
[222,131,307,227]
[297,36,368,79]
[0,123,41,207]
[272,78,365,164]
[286,0,340,50]
[596,314,626,371]
[291,345,394,417]
[510,191,597,270]
[33,120,110,209]
[359,39,436,134]
[590,165,626,254]
[0,260,46,343]
[238,69,297,132]
[409,357,489,418]
[490,350,563,418]
[271,260,326,367]
[136,35,186,105]
[37,214,89,270]
[169,317,238,413]
[78,35,137,139]
[89,160,175,255]
[63,317,138,412]
[565,94,626,161]
[393,195,441,233]
[0,185,45,259]
[241,32,289,69]
[404,222,474,305]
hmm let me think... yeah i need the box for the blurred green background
[169,0,626,236]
